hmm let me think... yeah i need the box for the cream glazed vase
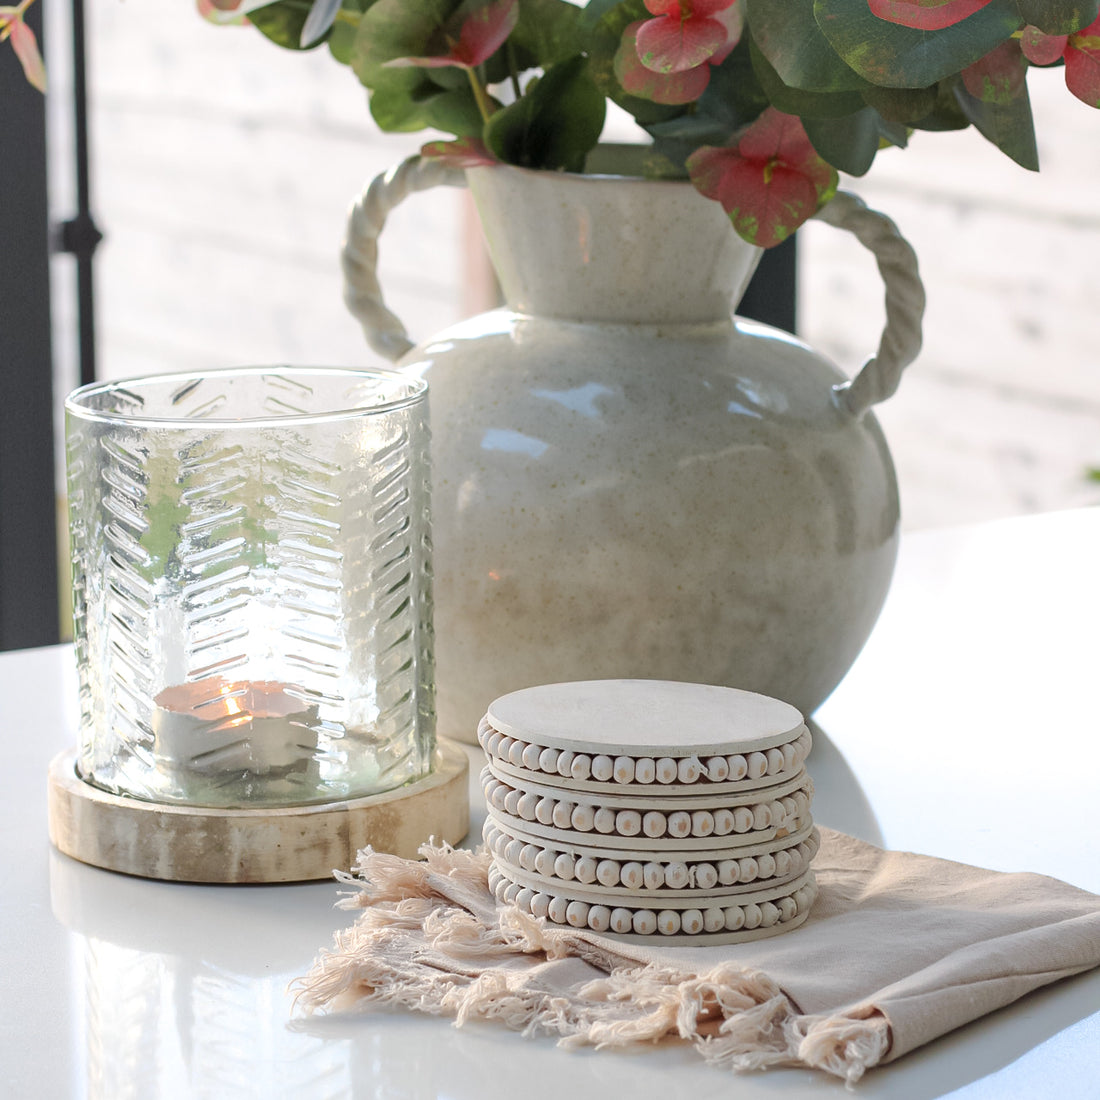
[343,157,925,745]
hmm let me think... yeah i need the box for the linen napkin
[292,828,1100,1085]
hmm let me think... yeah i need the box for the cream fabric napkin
[293,829,1100,1085]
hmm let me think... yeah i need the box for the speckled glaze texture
[399,166,901,743]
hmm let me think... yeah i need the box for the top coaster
[486,680,804,758]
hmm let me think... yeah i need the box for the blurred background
[4,0,1099,649]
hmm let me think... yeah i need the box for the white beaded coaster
[486,680,805,759]
[483,818,821,897]
[477,716,813,795]
[481,680,819,944]
[482,766,814,851]
[489,862,819,944]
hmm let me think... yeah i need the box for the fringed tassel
[293,843,893,1086]
[791,1010,892,1086]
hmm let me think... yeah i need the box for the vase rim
[466,150,701,191]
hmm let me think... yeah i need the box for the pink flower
[615,0,741,105]
[687,109,837,248]
[635,0,741,74]
[1017,16,1100,109]
[1065,15,1100,107]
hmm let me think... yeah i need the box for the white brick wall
[800,68,1100,528]
[74,3,1100,530]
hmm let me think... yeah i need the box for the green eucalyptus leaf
[876,115,911,147]
[646,114,738,144]
[421,85,487,134]
[746,0,868,92]
[812,0,1024,89]
[803,108,883,174]
[511,0,583,67]
[953,76,1039,168]
[693,36,770,132]
[369,69,438,129]
[1015,0,1099,34]
[860,82,939,122]
[421,64,470,90]
[577,0,625,31]
[581,140,688,181]
[909,78,972,129]
[644,135,697,175]
[328,0,376,64]
[749,35,868,118]
[329,17,358,64]
[248,1,325,50]
[352,0,454,85]
[484,54,606,171]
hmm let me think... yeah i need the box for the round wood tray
[47,740,469,883]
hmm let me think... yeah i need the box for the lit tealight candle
[152,678,319,775]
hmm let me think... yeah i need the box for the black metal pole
[0,0,61,650]
[57,0,102,386]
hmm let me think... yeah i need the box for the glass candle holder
[65,367,433,808]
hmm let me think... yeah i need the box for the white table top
[4,508,1099,1099]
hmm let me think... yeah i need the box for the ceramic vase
[342,159,924,744]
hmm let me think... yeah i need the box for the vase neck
[466,165,762,325]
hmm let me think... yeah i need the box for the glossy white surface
[4,509,1099,1098]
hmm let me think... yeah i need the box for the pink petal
[688,0,740,15]
[196,0,264,24]
[687,145,819,249]
[961,38,1026,104]
[709,1,744,65]
[384,0,517,71]
[1065,19,1100,107]
[644,0,683,15]
[737,108,811,164]
[1020,25,1069,66]
[868,0,993,31]
[454,0,519,69]
[635,12,727,73]
[735,109,836,200]
[9,17,45,93]
[614,20,711,103]
[420,136,498,168]
[644,0,736,16]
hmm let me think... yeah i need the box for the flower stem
[506,40,522,100]
[467,67,495,124]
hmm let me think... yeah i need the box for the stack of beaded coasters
[478,679,819,945]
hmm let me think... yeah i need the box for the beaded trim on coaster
[481,766,814,841]
[489,862,819,940]
[483,817,821,894]
[477,715,812,792]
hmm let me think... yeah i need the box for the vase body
[399,166,899,743]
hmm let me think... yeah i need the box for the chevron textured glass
[65,367,434,807]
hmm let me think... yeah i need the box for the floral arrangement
[8,1,1100,246]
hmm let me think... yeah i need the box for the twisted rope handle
[343,163,925,411]
[813,191,925,418]
[342,155,467,362]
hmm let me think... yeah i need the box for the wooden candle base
[47,740,469,884]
